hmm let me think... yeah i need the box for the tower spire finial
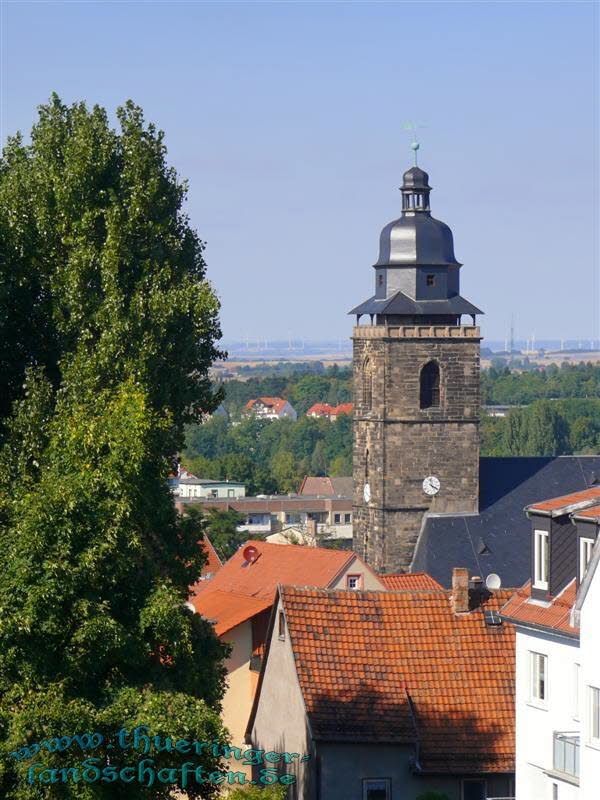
[411,139,420,166]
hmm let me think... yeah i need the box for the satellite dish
[242,545,259,564]
[485,573,502,590]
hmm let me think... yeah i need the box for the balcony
[553,731,580,779]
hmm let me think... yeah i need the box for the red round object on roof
[243,545,259,563]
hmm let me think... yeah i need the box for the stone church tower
[350,162,483,572]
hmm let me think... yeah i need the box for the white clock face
[422,476,440,496]
[363,483,371,503]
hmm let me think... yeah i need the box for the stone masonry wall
[352,326,481,572]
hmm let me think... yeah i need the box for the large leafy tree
[0,95,230,797]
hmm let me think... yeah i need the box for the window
[378,273,384,287]
[363,358,373,410]
[278,611,285,641]
[462,779,487,800]
[419,361,440,409]
[580,537,595,581]
[210,488,218,498]
[533,529,549,590]
[334,513,341,524]
[346,574,362,590]
[574,664,580,720]
[426,274,435,287]
[344,513,352,524]
[362,778,390,800]
[227,488,235,498]
[590,686,600,745]
[530,651,548,704]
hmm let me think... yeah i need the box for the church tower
[350,158,483,572]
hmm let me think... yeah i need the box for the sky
[1,1,598,344]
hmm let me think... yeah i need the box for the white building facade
[503,489,600,800]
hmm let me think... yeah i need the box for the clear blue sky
[2,1,598,344]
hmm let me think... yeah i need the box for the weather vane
[402,121,427,166]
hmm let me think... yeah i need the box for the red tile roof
[381,572,443,590]
[244,397,289,414]
[193,590,273,636]
[277,586,515,774]
[306,403,353,417]
[573,505,600,521]
[200,536,222,578]
[501,579,579,636]
[190,541,354,636]
[526,486,600,516]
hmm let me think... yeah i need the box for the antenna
[510,314,515,355]
[485,573,502,590]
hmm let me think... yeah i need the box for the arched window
[363,358,373,409]
[420,361,440,409]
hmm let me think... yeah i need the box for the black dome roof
[374,213,460,267]
[402,166,430,190]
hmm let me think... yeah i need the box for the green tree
[270,451,300,493]
[525,400,570,456]
[0,96,229,798]
[201,508,249,562]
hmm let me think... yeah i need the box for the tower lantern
[350,155,484,572]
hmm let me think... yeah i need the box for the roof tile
[280,586,515,774]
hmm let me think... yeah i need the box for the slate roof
[381,572,443,590]
[411,456,600,588]
[273,585,515,774]
[350,290,482,318]
[501,579,579,638]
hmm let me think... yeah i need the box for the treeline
[482,398,600,457]
[482,361,600,405]
[183,414,353,494]
[216,363,352,417]
[182,362,600,493]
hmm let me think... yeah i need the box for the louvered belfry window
[420,361,440,409]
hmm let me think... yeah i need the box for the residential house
[176,493,353,542]
[306,403,353,421]
[244,397,297,421]
[501,487,600,800]
[190,541,385,778]
[298,476,353,497]
[247,568,516,800]
[175,477,246,500]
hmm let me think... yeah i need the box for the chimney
[306,518,317,545]
[452,568,469,614]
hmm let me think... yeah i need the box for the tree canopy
[0,95,228,797]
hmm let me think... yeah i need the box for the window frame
[529,651,548,706]
[533,529,549,590]
[278,611,286,641]
[346,574,363,590]
[344,513,352,524]
[362,778,391,800]
[461,778,488,800]
[589,686,600,746]
[426,273,435,287]
[334,513,341,524]
[579,537,595,582]
[419,360,440,409]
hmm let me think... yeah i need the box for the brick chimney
[452,567,469,614]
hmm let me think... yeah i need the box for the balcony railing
[553,731,580,778]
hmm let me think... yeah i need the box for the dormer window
[346,574,362,590]
[579,538,595,582]
[533,529,549,590]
